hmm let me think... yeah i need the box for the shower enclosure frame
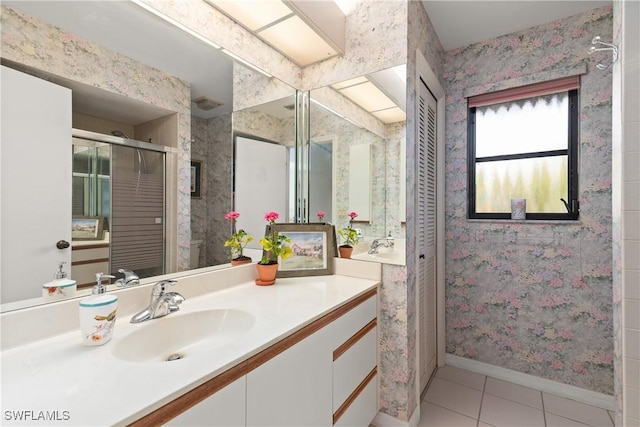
[72,128,169,282]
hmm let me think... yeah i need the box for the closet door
[417,78,438,393]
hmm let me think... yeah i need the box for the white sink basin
[112,309,255,363]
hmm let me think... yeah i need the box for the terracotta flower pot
[231,256,252,266]
[338,246,353,259]
[255,263,278,286]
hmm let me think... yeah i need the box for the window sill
[467,219,581,226]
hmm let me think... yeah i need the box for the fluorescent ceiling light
[258,15,336,67]
[206,0,292,31]
[129,0,221,50]
[206,0,345,67]
[339,81,397,113]
[372,107,406,124]
[331,76,368,90]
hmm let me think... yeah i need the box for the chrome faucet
[368,232,395,254]
[130,279,185,323]
[114,269,140,287]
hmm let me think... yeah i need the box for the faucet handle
[116,268,140,287]
[151,279,177,296]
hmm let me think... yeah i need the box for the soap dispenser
[79,273,117,346]
[42,262,77,302]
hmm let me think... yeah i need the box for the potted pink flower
[256,211,292,285]
[337,211,359,258]
[316,211,326,222]
[224,211,253,265]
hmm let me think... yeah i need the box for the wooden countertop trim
[333,318,376,361]
[129,287,378,426]
[245,287,377,372]
[128,361,247,427]
[333,366,377,425]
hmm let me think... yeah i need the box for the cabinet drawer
[333,325,377,410]
[333,372,377,427]
[329,294,376,350]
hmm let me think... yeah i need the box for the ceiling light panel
[206,0,292,31]
[258,15,338,66]
[338,81,397,113]
[331,76,368,90]
[372,107,406,124]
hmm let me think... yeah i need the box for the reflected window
[467,79,579,220]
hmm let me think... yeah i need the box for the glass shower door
[110,145,165,278]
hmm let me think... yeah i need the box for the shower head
[110,130,130,139]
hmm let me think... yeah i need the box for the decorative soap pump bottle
[79,273,117,346]
[42,261,77,302]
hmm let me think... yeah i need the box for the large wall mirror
[308,64,407,243]
[0,1,297,311]
[0,0,406,313]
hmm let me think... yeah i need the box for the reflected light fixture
[331,70,407,124]
[192,96,223,111]
[206,0,346,67]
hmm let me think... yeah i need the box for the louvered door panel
[418,80,438,394]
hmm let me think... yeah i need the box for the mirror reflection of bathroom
[308,63,407,260]
[71,134,166,288]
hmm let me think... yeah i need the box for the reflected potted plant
[224,211,254,266]
[256,211,292,285]
[337,211,359,259]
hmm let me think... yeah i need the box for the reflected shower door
[110,145,165,278]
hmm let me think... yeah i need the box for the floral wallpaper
[385,122,407,240]
[376,0,446,422]
[1,5,193,271]
[443,6,614,394]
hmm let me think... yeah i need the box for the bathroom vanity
[0,260,380,426]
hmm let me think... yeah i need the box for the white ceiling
[421,0,612,51]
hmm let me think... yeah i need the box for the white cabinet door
[246,327,333,426]
[1,66,72,303]
[164,377,246,427]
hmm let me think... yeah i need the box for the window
[467,77,579,220]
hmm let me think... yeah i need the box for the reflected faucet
[368,233,395,254]
[114,269,140,287]
[130,279,185,323]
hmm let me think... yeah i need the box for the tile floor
[418,366,615,427]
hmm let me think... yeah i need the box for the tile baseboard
[446,354,616,411]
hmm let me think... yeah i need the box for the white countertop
[0,274,378,426]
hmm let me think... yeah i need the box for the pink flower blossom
[348,211,358,220]
[225,211,240,221]
[572,361,587,374]
[551,278,563,288]
[316,211,326,220]
[264,211,279,223]
[560,330,573,340]
[551,360,564,370]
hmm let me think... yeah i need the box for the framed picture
[265,223,337,278]
[191,159,202,198]
[71,216,104,241]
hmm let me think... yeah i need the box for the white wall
[621,1,640,425]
